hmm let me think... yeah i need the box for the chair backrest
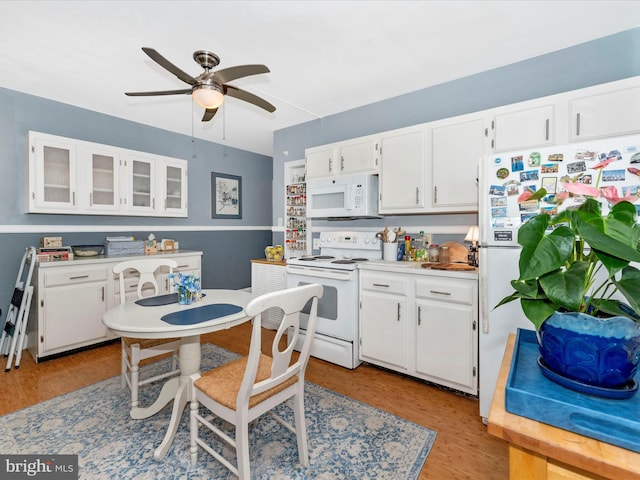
[239,284,323,407]
[113,258,179,304]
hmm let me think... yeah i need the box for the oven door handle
[286,265,354,281]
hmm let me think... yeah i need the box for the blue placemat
[136,293,207,307]
[160,303,243,325]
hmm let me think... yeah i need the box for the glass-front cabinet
[87,147,120,212]
[29,134,77,212]
[125,155,155,213]
[159,159,187,216]
[27,131,187,217]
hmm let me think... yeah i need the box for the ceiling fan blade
[214,65,270,84]
[202,108,218,122]
[224,85,276,112]
[142,47,198,86]
[125,89,192,97]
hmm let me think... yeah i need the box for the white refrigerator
[478,134,640,421]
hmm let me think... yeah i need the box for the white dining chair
[113,258,182,414]
[189,283,323,479]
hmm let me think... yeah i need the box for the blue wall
[272,27,640,246]
[0,88,274,306]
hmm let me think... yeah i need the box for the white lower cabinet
[250,260,287,329]
[359,274,408,370]
[28,251,202,361]
[360,268,478,395]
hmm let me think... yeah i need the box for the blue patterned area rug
[0,344,436,479]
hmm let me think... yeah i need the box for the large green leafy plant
[497,168,640,330]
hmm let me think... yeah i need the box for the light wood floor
[0,324,508,479]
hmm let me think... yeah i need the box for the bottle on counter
[415,231,426,261]
[428,243,440,263]
[404,236,412,261]
[439,245,450,263]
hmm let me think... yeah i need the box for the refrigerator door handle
[479,247,490,334]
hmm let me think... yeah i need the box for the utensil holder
[383,242,397,261]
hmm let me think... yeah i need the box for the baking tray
[506,328,640,453]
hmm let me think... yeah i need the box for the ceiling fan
[125,47,276,121]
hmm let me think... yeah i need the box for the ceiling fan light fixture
[192,85,224,109]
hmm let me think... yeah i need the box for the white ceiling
[1,1,639,156]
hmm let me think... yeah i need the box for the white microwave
[306,174,380,219]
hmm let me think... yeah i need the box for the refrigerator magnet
[489,185,505,196]
[541,177,558,194]
[511,155,524,172]
[566,160,587,173]
[541,163,558,174]
[528,152,541,166]
[520,170,539,182]
[602,169,626,182]
[575,150,596,161]
[630,152,640,163]
[496,167,509,179]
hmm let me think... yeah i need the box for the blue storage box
[506,328,640,453]
[105,240,145,257]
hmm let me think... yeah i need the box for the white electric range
[286,231,382,369]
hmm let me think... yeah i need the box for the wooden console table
[487,334,640,480]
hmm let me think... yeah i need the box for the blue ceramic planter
[538,311,640,390]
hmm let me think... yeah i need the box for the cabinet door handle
[545,119,550,140]
[418,305,422,326]
[329,158,333,172]
[101,286,105,302]
[397,302,401,322]
[433,186,437,204]
[72,192,76,206]
[416,187,420,205]
[430,290,451,296]
[69,275,90,280]
[341,156,344,171]
[90,192,93,206]
[372,283,390,287]
[576,113,581,136]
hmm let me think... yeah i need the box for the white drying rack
[0,246,36,371]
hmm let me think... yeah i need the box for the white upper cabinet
[83,145,120,212]
[337,136,379,175]
[122,154,156,214]
[305,145,334,179]
[378,127,426,214]
[159,158,188,217]
[429,116,484,212]
[28,132,78,212]
[27,131,188,217]
[305,135,379,179]
[493,104,554,151]
[569,84,640,141]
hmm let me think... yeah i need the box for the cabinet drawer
[44,266,108,287]
[173,256,201,271]
[360,273,407,295]
[415,278,474,304]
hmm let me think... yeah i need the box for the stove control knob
[364,237,370,244]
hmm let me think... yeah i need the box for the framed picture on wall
[211,172,242,219]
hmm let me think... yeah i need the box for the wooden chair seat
[194,353,298,410]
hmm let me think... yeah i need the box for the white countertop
[359,260,478,279]
[36,249,203,268]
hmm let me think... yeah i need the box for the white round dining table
[102,288,255,460]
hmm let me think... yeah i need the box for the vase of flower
[169,273,201,305]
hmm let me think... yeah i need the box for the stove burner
[315,255,335,259]
[331,259,356,264]
[352,258,369,262]
[298,257,317,261]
